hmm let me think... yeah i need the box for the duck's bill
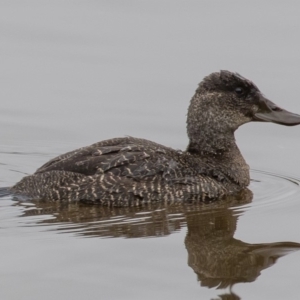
[254,95,300,126]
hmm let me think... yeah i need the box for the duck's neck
[187,129,236,156]
[187,136,250,187]
[186,123,250,187]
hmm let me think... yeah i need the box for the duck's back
[35,137,176,176]
[11,137,232,206]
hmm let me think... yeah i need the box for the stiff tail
[0,187,11,198]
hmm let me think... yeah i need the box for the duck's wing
[35,137,177,178]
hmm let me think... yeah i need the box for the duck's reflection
[185,206,299,296]
[15,190,300,300]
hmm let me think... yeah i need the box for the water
[1,1,300,299]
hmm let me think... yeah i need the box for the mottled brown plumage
[11,71,300,206]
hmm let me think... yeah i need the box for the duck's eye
[235,87,244,96]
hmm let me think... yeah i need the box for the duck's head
[187,71,300,153]
[199,70,300,127]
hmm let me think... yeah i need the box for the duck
[11,71,300,206]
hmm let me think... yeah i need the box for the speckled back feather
[12,137,237,205]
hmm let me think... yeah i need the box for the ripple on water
[232,169,300,214]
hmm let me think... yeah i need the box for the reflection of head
[185,191,300,289]
[214,291,241,300]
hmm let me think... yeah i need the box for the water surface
[1,2,300,299]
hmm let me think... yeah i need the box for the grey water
[1,1,300,299]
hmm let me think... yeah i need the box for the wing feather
[35,137,173,178]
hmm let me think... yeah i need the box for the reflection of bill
[184,191,300,299]
[185,204,300,293]
[15,189,300,299]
